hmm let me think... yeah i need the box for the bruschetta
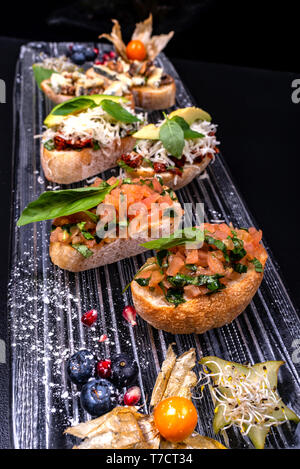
[17,176,183,272]
[118,107,219,190]
[94,14,176,110]
[130,223,268,334]
[33,56,133,104]
[40,95,145,184]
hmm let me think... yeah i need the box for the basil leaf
[82,211,99,223]
[72,244,93,258]
[100,99,140,123]
[250,257,263,273]
[228,233,246,261]
[141,227,204,250]
[167,273,224,292]
[17,182,118,226]
[156,249,168,268]
[52,97,96,116]
[118,160,135,173]
[171,116,205,139]
[135,277,150,287]
[165,287,185,306]
[159,117,185,159]
[44,139,55,151]
[77,222,94,240]
[233,263,248,274]
[32,65,58,88]
[204,234,230,262]
[93,141,100,151]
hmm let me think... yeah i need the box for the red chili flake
[94,59,103,65]
[109,51,116,58]
[122,306,137,326]
[96,359,111,379]
[124,386,141,406]
[93,47,99,55]
[103,53,110,62]
[99,334,108,343]
[81,309,98,327]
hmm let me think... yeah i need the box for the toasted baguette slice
[41,136,135,184]
[86,67,175,110]
[41,79,73,104]
[40,79,135,108]
[131,257,267,335]
[50,236,149,272]
[131,77,176,110]
[124,156,212,190]
[50,207,182,272]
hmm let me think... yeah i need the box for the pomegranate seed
[81,309,98,327]
[103,53,110,61]
[93,47,99,55]
[124,386,141,406]
[99,334,108,343]
[94,59,103,65]
[122,306,137,326]
[109,51,116,58]
[96,359,111,379]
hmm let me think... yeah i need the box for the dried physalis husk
[99,19,128,61]
[65,407,159,449]
[99,14,174,63]
[150,344,177,408]
[160,433,226,450]
[161,348,198,401]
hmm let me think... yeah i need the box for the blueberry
[72,44,85,53]
[80,378,119,416]
[71,51,86,65]
[111,353,139,388]
[67,350,95,386]
[84,47,97,61]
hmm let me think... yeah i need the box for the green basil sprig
[32,65,58,88]
[159,116,185,159]
[17,181,118,227]
[100,99,140,123]
[171,116,205,139]
[140,227,204,250]
[52,97,96,116]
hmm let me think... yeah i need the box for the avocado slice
[169,107,211,124]
[200,356,300,449]
[132,106,211,140]
[44,94,129,128]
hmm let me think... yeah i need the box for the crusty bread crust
[41,136,135,184]
[40,79,135,108]
[125,156,212,190]
[41,80,73,104]
[131,78,176,110]
[86,68,176,110]
[131,256,267,334]
[50,237,149,272]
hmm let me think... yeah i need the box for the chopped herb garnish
[135,277,150,287]
[233,263,248,274]
[72,244,93,258]
[44,139,55,151]
[250,257,263,272]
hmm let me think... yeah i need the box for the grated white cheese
[134,119,219,168]
[42,104,145,146]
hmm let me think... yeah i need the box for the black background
[0,0,299,449]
